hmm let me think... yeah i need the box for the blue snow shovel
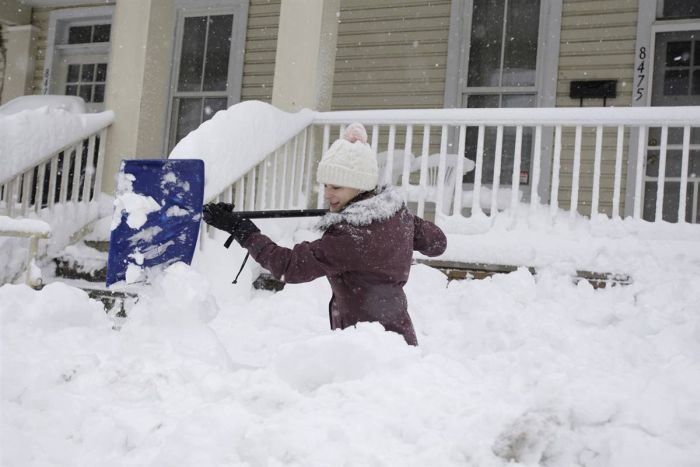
[106,159,204,286]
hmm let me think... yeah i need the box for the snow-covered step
[416,259,632,289]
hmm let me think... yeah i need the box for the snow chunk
[111,192,161,230]
[169,100,315,200]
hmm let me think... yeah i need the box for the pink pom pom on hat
[316,123,378,191]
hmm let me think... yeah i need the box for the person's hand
[202,202,260,244]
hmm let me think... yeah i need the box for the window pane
[662,0,700,19]
[94,84,105,103]
[502,93,537,108]
[175,98,203,143]
[95,63,107,82]
[79,85,93,102]
[502,0,540,87]
[67,64,80,83]
[467,1,504,87]
[178,16,207,92]
[68,25,92,44]
[92,24,111,42]
[666,41,691,67]
[203,15,233,92]
[664,69,689,95]
[693,70,700,95]
[81,64,95,82]
[203,97,228,120]
[466,94,499,108]
[65,85,78,96]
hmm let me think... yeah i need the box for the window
[44,7,113,112]
[166,2,249,152]
[657,0,700,20]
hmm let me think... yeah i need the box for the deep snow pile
[2,230,700,466]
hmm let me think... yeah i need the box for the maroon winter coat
[242,186,447,345]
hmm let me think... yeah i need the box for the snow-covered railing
[0,216,51,287]
[0,127,108,222]
[312,107,700,224]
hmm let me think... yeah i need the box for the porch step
[415,259,632,289]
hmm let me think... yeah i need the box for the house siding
[241,0,279,103]
[555,0,639,216]
[331,0,451,111]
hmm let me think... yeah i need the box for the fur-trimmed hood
[316,185,405,231]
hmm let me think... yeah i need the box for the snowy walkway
[2,222,700,466]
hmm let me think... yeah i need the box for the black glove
[202,202,260,245]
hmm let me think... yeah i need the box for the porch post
[0,23,37,105]
[102,0,175,196]
[271,0,340,112]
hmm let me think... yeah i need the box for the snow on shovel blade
[106,159,204,287]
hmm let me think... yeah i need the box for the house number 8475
[636,47,647,101]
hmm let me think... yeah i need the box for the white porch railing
[0,126,110,284]
[210,107,700,226]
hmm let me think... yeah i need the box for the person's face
[324,185,361,212]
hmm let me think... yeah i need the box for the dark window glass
[664,69,690,95]
[662,0,700,19]
[176,98,203,143]
[466,94,499,108]
[92,24,111,42]
[467,1,504,87]
[203,15,233,92]
[68,25,92,44]
[502,0,540,87]
[693,70,700,95]
[95,63,107,82]
[93,84,105,103]
[79,85,93,102]
[666,41,691,67]
[81,64,95,82]
[178,16,207,92]
[67,64,80,82]
[203,97,228,120]
[65,85,78,96]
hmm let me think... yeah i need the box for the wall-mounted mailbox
[570,80,617,106]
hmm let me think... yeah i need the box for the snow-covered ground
[2,216,700,466]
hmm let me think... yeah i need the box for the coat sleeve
[241,227,355,283]
[413,215,447,257]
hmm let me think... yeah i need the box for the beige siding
[241,0,280,103]
[556,0,638,216]
[331,0,451,111]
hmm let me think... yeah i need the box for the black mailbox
[570,80,617,106]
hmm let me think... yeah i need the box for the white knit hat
[316,123,378,191]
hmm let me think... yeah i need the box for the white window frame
[164,0,249,151]
[42,5,114,95]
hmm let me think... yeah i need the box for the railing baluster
[7,178,17,217]
[71,140,84,203]
[678,125,690,223]
[59,149,71,205]
[591,125,603,217]
[417,124,431,218]
[287,135,298,207]
[510,125,523,213]
[270,148,280,209]
[549,125,562,217]
[491,125,504,217]
[530,125,543,213]
[280,141,289,209]
[693,181,699,224]
[612,125,624,219]
[371,125,379,155]
[570,125,583,219]
[295,128,308,208]
[435,124,449,215]
[655,125,669,222]
[21,169,33,215]
[633,126,647,219]
[35,162,46,213]
[471,125,485,216]
[48,155,59,211]
[318,124,331,208]
[304,127,315,208]
[235,177,245,210]
[453,125,466,216]
[258,155,268,209]
[82,135,96,203]
[401,125,413,194]
[385,125,396,185]
[246,167,256,211]
[92,129,107,201]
